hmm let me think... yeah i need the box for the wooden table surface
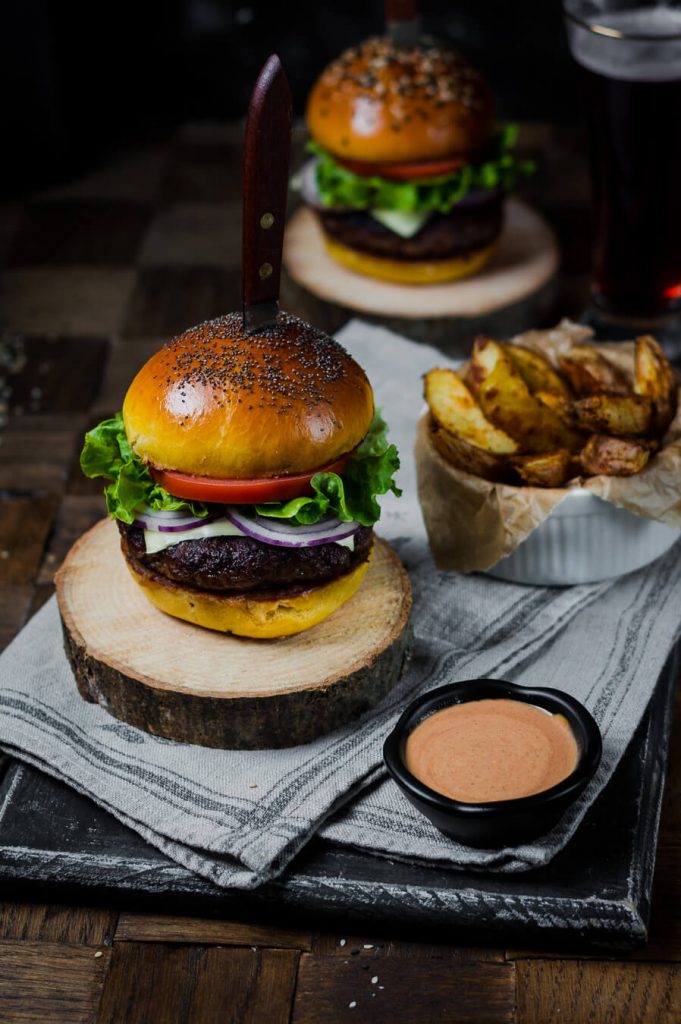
[0,123,680,1023]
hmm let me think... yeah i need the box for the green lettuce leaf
[254,411,401,527]
[309,126,534,215]
[80,411,401,528]
[80,413,209,524]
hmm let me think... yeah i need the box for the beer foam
[567,4,681,81]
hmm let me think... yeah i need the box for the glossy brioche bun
[306,36,494,164]
[122,311,374,479]
[323,236,497,284]
[124,549,372,638]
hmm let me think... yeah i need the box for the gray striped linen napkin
[0,321,679,890]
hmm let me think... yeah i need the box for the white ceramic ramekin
[486,489,680,586]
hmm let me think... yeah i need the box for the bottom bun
[125,550,372,639]
[323,236,496,285]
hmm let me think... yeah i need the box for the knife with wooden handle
[241,54,293,333]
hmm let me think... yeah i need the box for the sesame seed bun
[122,311,374,479]
[306,36,495,164]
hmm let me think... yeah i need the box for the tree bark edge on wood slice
[56,521,413,749]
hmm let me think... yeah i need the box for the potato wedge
[580,435,654,477]
[430,422,514,483]
[573,394,652,436]
[534,389,576,425]
[468,337,584,453]
[512,450,572,488]
[634,334,678,435]
[505,344,572,398]
[559,345,630,396]
[424,368,519,453]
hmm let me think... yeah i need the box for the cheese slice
[369,208,432,238]
[144,519,245,554]
[144,520,356,554]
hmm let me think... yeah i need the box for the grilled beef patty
[119,522,374,594]
[317,190,503,261]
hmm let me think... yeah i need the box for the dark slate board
[0,644,677,951]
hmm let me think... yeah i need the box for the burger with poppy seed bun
[80,311,401,638]
[302,36,533,284]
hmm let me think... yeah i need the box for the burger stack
[301,35,533,284]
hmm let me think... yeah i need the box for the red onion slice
[225,508,360,548]
[133,505,218,533]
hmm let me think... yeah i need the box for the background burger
[80,311,400,639]
[301,35,533,284]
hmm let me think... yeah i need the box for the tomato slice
[336,156,467,181]
[150,454,351,504]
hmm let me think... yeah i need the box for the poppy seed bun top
[122,312,374,479]
[306,36,495,164]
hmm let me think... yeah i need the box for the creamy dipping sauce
[405,699,579,804]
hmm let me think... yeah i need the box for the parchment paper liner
[415,320,681,573]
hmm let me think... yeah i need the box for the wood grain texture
[0,414,85,492]
[515,959,681,1024]
[96,942,298,1024]
[0,494,59,585]
[0,586,33,652]
[0,902,117,945]
[36,495,108,585]
[641,845,681,961]
[115,913,311,949]
[160,141,241,203]
[56,522,412,748]
[292,954,515,1023]
[91,339,163,416]
[311,932,505,961]
[121,267,238,338]
[0,268,135,335]
[4,337,108,416]
[0,940,110,1023]
[659,687,681,844]
[8,202,150,266]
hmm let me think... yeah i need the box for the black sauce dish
[383,679,602,848]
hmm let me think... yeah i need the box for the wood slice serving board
[55,521,413,750]
[282,200,560,355]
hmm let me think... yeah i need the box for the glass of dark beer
[564,1,681,323]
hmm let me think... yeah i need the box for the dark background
[2,0,578,193]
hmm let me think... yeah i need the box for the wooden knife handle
[242,54,292,321]
[386,0,418,21]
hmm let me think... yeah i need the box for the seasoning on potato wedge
[512,450,572,488]
[573,394,653,436]
[505,344,572,399]
[424,369,519,454]
[468,337,583,453]
[423,332,676,488]
[558,345,631,396]
[430,423,514,484]
[634,335,677,435]
[579,435,655,477]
